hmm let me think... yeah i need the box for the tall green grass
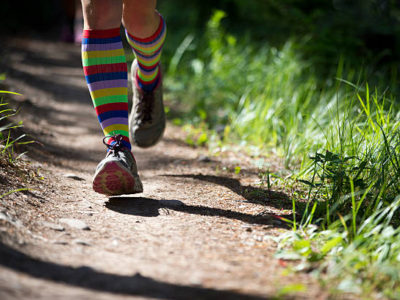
[166,11,367,166]
[0,91,32,163]
[166,10,400,297]
[0,88,32,197]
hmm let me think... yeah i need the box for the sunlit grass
[165,10,400,297]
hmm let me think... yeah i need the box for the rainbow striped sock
[82,28,131,150]
[125,13,166,92]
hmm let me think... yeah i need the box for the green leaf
[278,283,306,296]
[0,90,22,96]
[293,239,311,256]
[234,166,241,174]
[321,236,342,254]
[197,132,208,146]
[0,188,30,199]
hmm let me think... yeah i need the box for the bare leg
[122,0,159,38]
[81,0,122,30]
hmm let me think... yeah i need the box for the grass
[0,88,33,196]
[0,96,33,163]
[164,10,400,298]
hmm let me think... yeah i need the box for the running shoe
[129,60,166,148]
[92,135,143,195]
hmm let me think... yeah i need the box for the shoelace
[135,92,154,124]
[103,134,125,157]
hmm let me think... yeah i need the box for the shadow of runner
[0,242,276,300]
[163,174,299,211]
[106,197,287,228]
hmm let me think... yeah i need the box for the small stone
[0,212,21,227]
[42,221,65,231]
[253,235,263,242]
[112,239,119,246]
[246,227,252,232]
[53,240,68,245]
[74,239,91,246]
[59,218,90,230]
[79,211,95,216]
[160,200,184,207]
[197,155,211,163]
[0,212,12,223]
[64,174,85,181]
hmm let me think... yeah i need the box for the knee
[81,0,122,29]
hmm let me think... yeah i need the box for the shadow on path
[163,174,296,211]
[106,197,287,228]
[0,242,277,300]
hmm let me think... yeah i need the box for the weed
[0,93,33,163]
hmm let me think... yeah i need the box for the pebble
[64,174,85,181]
[53,240,68,245]
[0,211,22,227]
[160,200,184,207]
[41,221,65,231]
[78,211,96,216]
[59,218,90,230]
[197,155,211,163]
[253,235,263,242]
[73,239,91,246]
[0,212,12,223]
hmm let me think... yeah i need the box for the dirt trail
[0,38,327,300]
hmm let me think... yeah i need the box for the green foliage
[0,91,33,164]
[167,11,368,166]
[275,197,400,298]
[296,85,400,228]
[160,0,400,92]
[166,10,400,297]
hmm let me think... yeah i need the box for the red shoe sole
[92,161,139,196]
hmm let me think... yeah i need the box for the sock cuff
[135,70,162,92]
[83,27,121,39]
[126,14,165,43]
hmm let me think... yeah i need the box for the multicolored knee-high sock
[125,13,166,92]
[82,28,131,150]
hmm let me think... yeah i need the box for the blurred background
[1,0,400,165]
[2,0,399,77]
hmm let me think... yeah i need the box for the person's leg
[81,0,142,195]
[123,0,165,92]
[81,0,130,149]
[122,0,167,148]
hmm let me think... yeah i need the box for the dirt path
[0,38,327,300]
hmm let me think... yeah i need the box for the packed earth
[0,37,333,299]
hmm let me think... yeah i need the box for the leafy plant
[0,92,33,163]
[164,10,400,297]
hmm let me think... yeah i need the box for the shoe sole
[92,161,142,196]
